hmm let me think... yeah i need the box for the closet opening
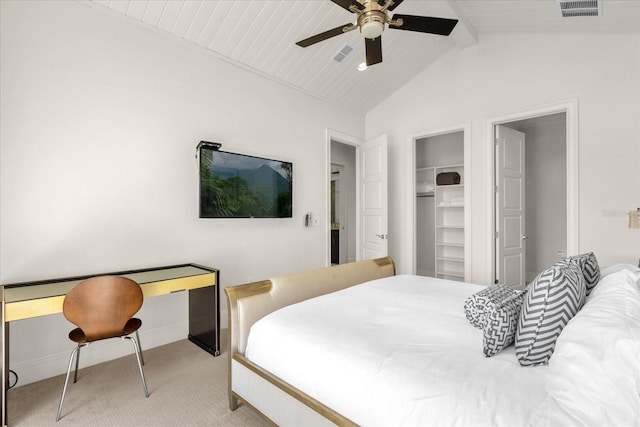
[414,128,469,282]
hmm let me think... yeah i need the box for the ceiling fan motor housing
[358,2,387,39]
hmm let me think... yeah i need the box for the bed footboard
[225,257,395,423]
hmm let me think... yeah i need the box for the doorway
[330,141,356,265]
[489,99,578,288]
[410,124,471,280]
[496,114,567,288]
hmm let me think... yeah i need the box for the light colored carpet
[8,331,270,426]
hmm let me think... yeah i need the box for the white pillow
[600,263,640,278]
[530,268,640,426]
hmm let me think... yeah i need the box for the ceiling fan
[295,0,458,67]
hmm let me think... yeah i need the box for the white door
[495,125,526,288]
[357,134,388,260]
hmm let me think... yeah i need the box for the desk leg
[187,271,220,356]
[2,308,8,427]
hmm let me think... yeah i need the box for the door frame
[325,129,362,267]
[408,122,472,278]
[485,98,579,285]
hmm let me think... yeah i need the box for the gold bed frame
[225,257,396,426]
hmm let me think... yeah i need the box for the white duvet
[245,275,549,426]
[530,265,640,427]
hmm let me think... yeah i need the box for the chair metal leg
[124,336,149,398]
[57,337,148,422]
[73,346,81,383]
[56,344,86,422]
[135,330,144,366]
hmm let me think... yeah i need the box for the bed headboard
[225,257,396,356]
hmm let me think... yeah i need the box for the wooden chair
[56,276,149,421]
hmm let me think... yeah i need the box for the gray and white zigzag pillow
[567,252,600,296]
[515,261,586,366]
[483,290,526,357]
[464,284,520,329]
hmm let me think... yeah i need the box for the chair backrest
[63,276,143,342]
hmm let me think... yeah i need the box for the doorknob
[521,235,528,240]
[376,234,388,240]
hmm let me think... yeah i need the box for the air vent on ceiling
[557,0,601,17]
[333,45,353,63]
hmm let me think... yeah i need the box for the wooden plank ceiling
[89,0,640,114]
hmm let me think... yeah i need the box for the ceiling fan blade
[389,15,458,36]
[296,24,355,48]
[378,0,405,11]
[365,37,382,66]
[331,0,364,13]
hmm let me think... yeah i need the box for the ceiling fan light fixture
[360,20,384,39]
[358,8,386,39]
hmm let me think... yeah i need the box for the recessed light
[358,62,368,71]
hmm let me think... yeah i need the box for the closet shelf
[436,184,464,189]
[437,270,465,278]
[437,257,464,263]
[436,242,464,247]
[417,192,435,198]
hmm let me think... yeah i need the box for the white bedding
[245,275,549,426]
[530,265,640,427]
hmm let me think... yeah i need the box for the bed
[225,257,640,426]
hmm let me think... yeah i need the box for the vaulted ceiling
[89,0,640,114]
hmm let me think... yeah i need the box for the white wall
[0,1,364,385]
[366,34,640,282]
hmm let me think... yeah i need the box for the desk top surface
[2,264,217,303]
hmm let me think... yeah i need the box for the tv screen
[199,147,292,218]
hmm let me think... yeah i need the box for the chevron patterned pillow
[567,252,601,296]
[464,284,520,329]
[515,262,586,366]
[483,291,526,357]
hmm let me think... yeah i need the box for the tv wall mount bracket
[196,141,222,158]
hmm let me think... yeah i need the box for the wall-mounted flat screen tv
[199,145,292,218]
